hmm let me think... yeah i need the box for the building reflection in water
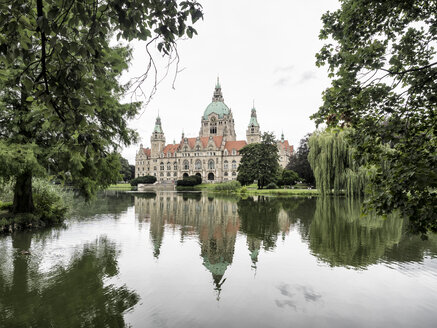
[134,192,437,298]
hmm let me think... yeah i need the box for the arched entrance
[208,173,214,181]
[195,172,202,179]
[183,173,189,178]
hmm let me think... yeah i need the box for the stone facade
[135,79,293,183]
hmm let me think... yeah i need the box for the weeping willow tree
[308,129,369,196]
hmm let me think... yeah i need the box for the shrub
[277,169,299,186]
[130,175,156,186]
[176,175,202,187]
[32,179,71,225]
[213,180,241,191]
[239,186,248,194]
[265,182,278,189]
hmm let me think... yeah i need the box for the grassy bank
[240,188,319,196]
[107,183,133,190]
[185,182,320,196]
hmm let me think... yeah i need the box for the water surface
[1,192,437,327]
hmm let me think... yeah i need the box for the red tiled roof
[163,143,180,154]
[224,140,247,153]
[182,136,223,149]
[279,140,293,153]
[203,136,223,148]
[140,148,151,157]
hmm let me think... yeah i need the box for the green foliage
[176,175,201,187]
[119,156,133,182]
[212,181,241,191]
[286,133,315,186]
[32,179,70,225]
[308,129,369,197]
[237,132,280,189]
[314,0,436,234]
[0,201,12,211]
[265,182,278,190]
[0,179,70,231]
[0,0,203,214]
[277,169,299,186]
[130,175,157,186]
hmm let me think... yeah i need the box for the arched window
[173,162,177,170]
[195,160,202,170]
[224,160,228,170]
[183,160,189,170]
[208,159,215,170]
[232,160,237,170]
[160,162,164,170]
[196,145,200,151]
[232,171,236,176]
[224,172,228,176]
[167,162,171,170]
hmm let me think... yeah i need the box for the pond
[1,191,437,327]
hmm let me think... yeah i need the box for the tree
[0,0,203,215]
[308,129,369,197]
[314,0,436,234]
[278,169,299,187]
[286,133,315,186]
[237,132,280,189]
[119,156,132,182]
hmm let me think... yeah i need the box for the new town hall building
[135,79,293,183]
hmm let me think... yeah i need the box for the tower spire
[212,77,224,102]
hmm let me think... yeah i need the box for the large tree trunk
[12,171,35,213]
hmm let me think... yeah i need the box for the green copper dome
[203,101,230,120]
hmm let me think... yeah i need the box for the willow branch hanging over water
[308,129,369,197]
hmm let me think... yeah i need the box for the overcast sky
[120,0,341,164]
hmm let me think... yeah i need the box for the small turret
[151,115,165,157]
[246,104,261,144]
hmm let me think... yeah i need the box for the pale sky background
[120,0,341,164]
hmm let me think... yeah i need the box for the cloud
[297,71,317,84]
[274,76,292,86]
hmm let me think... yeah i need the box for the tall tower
[199,78,236,141]
[151,116,165,157]
[246,106,261,144]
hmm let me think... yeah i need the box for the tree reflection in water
[0,233,139,328]
[134,192,437,298]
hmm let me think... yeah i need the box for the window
[224,172,228,176]
[173,162,177,170]
[224,160,228,170]
[251,127,254,133]
[195,160,202,170]
[153,166,157,171]
[232,172,236,176]
[208,159,215,170]
[232,149,236,155]
[183,160,189,170]
[160,162,164,170]
[232,160,237,170]
[167,162,171,170]
[167,172,171,177]
[210,126,217,134]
